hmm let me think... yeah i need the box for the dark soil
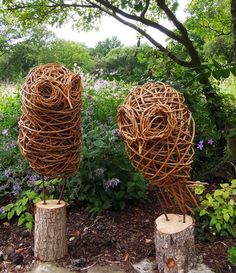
[0,191,235,273]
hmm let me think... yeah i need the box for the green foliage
[195,181,236,240]
[227,246,236,266]
[67,83,147,213]
[92,36,123,58]
[38,39,95,72]
[0,25,56,81]
[100,46,150,82]
[0,0,178,31]
[0,79,147,224]
[0,190,40,230]
[186,0,232,62]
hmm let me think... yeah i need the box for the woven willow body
[18,63,82,178]
[117,82,197,213]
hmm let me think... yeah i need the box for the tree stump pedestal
[34,199,67,261]
[154,214,196,273]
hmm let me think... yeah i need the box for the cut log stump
[154,214,196,273]
[34,199,67,261]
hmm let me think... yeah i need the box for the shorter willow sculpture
[117,82,198,220]
[18,63,82,203]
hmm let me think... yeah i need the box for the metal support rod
[58,178,67,204]
[183,213,186,223]
[42,176,46,205]
[156,188,169,221]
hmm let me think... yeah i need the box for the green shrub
[67,84,147,213]
[227,246,236,266]
[195,180,236,240]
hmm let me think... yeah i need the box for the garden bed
[0,191,235,273]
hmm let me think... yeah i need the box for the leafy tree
[92,36,123,57]
[100,45,150,82]
[0,25,56,81]
[38,39,95,72]
[1,0,229,134]
[186,0,233,62]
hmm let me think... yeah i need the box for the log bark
[34,199,67,261]
[154,214,196,273]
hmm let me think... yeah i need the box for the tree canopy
[1,0,236,139]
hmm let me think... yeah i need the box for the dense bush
[67,81,147,213]
[195,181,236,241]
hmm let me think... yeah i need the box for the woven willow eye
[117,82,198,215]
[18,63,82,179]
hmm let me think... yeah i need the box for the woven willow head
[18,63,82,178]
[117,82,198,215]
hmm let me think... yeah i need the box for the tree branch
[90,0,183,43]
[156,0,201,66]
[6,3,95,11]
[88,1,193,67]
[141,0,150,18]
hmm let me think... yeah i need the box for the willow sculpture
[18,63,82,203]
[117,82,197,220]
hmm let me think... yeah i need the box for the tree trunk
[154,214,196,273]
[34,199,67,261]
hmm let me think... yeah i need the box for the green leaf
[15,205,23,216]
[5,203,14,211]
[222,191,229,199]
[25,212,33,222]
[7,210,15,220]
[18,215,26,226]
[216,222,221,232]
[195,185,205,195]
[199,209,207,216]
[25,221,33,231]
[223,212,230,222]
[21,197,29,206]
[220,183,229,189]
[213,189,222,197]
[210,217,217,226]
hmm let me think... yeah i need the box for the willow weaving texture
[117,82,197,214]
[18,63,82,178]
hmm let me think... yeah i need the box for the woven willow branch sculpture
[18,63,82,179]
[117,82,198,216]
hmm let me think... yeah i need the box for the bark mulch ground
[0,191,235,273]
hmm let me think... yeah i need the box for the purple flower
[12,183,22,196]
[1,129,8,136]
[34,186,40,193]
[197,141,204,150]
[111,129,120,143]
[27,174,40,187]
[0,207,5,214]
[9,142,16,148]
[4,168,13,178]
[104,178,121,191]
[208,139,214,145]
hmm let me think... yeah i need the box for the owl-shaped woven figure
[117,82,198,217]
[18,64,82,185]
